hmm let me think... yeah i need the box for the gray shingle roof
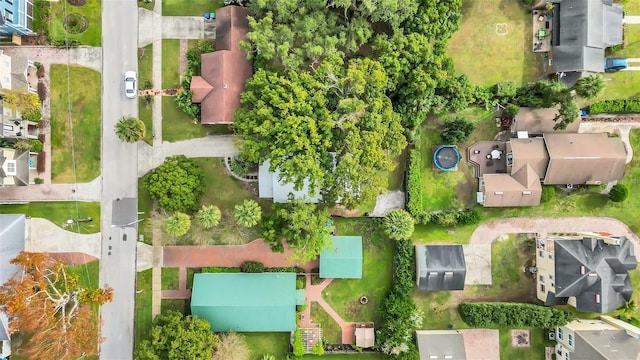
[548,237,637,313]
[416,330,467,360]
[0,214,25,286]
[416,245,466,291]
[552,0,623,86]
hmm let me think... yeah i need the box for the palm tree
[573,75,605,98]
[261,355,276,360]
[114,116,145,143]
[234,199,261,228]
[162,212,191,237]
[383,209,415,240]
[196,205,221,229]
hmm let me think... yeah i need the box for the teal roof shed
[320,236,363,279]
[191,273,297,332]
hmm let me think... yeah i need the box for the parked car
[604,58,628,72]
[124,71,137,99]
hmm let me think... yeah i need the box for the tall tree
[135,310,218,360]
[0,252,113,360]
[144,156,205,213]
[196,204,221,229]
[162,212,191,237]
[115,116,146,143]
[212,332,251,360]
[234,199,262,228]
[383,209,415,240]
[263,199,332,263]
[573,74,605,98]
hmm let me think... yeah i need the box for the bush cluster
[240,261,264,273]
[414,209,480,226]
[51,39,80,47]
[458,302,574,328]
[609,183,629,202]
[406,149,423,217]
[377,240,421,357]
[589,99,640,114]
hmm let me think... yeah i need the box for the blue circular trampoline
[433,145,460,171]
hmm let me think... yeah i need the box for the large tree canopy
[0,252,113,360]
[235,57,406,208]
[143,156,205,213]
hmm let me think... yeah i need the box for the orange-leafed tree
[0,252,113,360]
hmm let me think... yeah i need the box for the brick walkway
[162,239,319,271]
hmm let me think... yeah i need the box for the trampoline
[433,145,461,171]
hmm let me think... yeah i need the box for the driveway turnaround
[469,217,640,258]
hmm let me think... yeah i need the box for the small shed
[319,236,363,279]
[416,245,466,291]
[355,325,375,348]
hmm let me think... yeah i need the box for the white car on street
[124,71,137,99]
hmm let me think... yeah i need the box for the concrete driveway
[463,244,492,285]
[26,218,101,258]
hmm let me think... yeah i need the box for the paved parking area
[460,329,500,360]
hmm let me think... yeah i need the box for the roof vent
[580,266,585,274]
[596,294,601,304]
[523,191,532,195]
[223,83,228,89]
[494,191,504,195]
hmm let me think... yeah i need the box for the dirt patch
[67,0,87,6]
[511,329,530,348]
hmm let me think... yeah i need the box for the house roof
[0,148,30,186]
[355,327,375,348]
[10,54,29,93]
[512,106,581,134]
[552,0,624,86]
[416,245,466,291]
[0,312,8,341]
[575,328,640,360]
[191,5,252,124]
[258,158,323,203]
[549,237,637,313]
[509,138,549,177]
[320,236,363,279]
[0,214,25,286]
[481,165,542,207]
[542,133,626,185]
[190,273,297,332]
[416,330,467,360]
[214,5,251,53]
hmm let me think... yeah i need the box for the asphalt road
[99,0,140,358]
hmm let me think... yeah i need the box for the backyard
[162,0,223,16]
[49,0,102,46]
[50,65,101,183]
[324,218,394,325]
[310,302,342,344]
[447,0,545,86]
[0,201,100,234]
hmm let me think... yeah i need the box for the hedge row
[202,263,305,274]
[414,209,481,226]
[458,302,574,328]
[406,149,423,217]
[588,99,640,114]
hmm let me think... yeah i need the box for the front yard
[161,97,210,142]
[49,0,102,46]
[0,201,100,234]
[447,0,544,86]
[50,65,101,183]
[134,269,153,351]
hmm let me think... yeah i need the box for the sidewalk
[0,177,101,201]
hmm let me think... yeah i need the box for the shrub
[144,155,205,213]
[406,149,423,217]
[201,267,241,273]
[503,104,519,117]
[296,304,307,312]
[431,211,458,227]
[541,185,556,203]
[230,157,253,177]
[23,108,42,121]
[234,199,262,228]
[312,342,324,355]
[455,209,480,225]
[162,212,191,237]
[296,276,306,289]
[34,177,44,184]
[175,70,201,120]
[240,261,264,273]
[382,209,415,240]
[292,329,305,357]
[458,302,574,328]
[589,99,640,114]
[29,140,44,152]
[196,205,221,228]
[609,184,629,202]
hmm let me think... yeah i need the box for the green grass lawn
[0,201,100,234]
[161,96,210,142]
[161,299,187,313]
[593,24,640,101]
[49,0,102,46]
[162,40,181,89]
[138,181,153,244]
[161,267,180,290]
[50,65,101,183]
[138,44,154,89]
[447,0,544,86]
[138,0,155,11]
[67,260,99,288]
[162,0,223,16]
[244,332,290,360]
[135,269,153,351]
[625,0,640,14]
[310,302,342,344]
[139,98,154,145]
[324,219,393,325]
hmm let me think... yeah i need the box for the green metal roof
[319,236,363,279]
[190,273,297,332]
